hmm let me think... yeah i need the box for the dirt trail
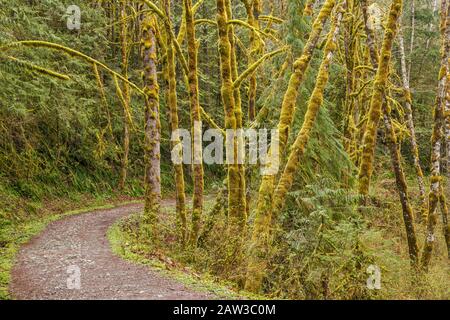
[9,201,212,300]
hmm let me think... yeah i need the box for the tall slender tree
[119,0,131,191]
[397,26,427,220]
[163,0,188,243]
[184,0,204,246]
[422,0,450,268]
[216,0,241,228]
[141,11,161,235]
[361,0,418,268]
[224,0,247,226]
[357,0,403,197]
[273,0,346,216]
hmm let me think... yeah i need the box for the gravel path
[9,201,212,300]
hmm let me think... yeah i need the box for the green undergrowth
[110,175,449,300]
[108,202,264,300]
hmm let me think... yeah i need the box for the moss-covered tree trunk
[243,0,262,121]
[382,102,419,267]
[422,0,450,268]
[225,0,247,226]
[443,0,450,253]
[184,0,204,246]
[398,28,427,220]
[163,0,187,243]
[242,0,262,216]
[446,76,450,180]
[360,0,419,267]
[357,0,403,196]
[360,0,379,75]
[272,0,345,217]
[119,1,130,191]
[244,0,336,293]
[342,0,357,160]
[141,12,161,234]
[216,0,241,228]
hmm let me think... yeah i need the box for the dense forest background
[0,0,449,299]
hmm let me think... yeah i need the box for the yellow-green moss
[141,13,161,235]
[163,0,188,243]
[118,1,131,191]
[357,0,403,196]
[422,0,450,269]
[245,0,336,293]
[273,2,344,217]
[184,0,204,246]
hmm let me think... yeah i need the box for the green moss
[304,0,315,16]
[358,0,403,196]
[183,0,205,245]
[273,1,343,218]
[245,0,336,293]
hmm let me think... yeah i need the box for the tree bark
[141,12,161,235]
[357,0,403,196]
[398,28,427,220]
[163,0,188,243]
[273,1,345,216]
[225,0,247,226]
[422,0,450,269]
[382,103,419,267]
[119,1,130,191]
[360,0,419,267]
[184,0,204,246]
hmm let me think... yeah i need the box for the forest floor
[8,201,215,300]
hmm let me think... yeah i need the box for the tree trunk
[398,28,427,220]
[225,0,247,226]
[360,0,420,267]
[422,0,450,269]
[357,0,403,196]
[217,0,241,229]
[408,0,415,82]
[119,1,130,191]
[382,103,419,267]
[273,1,345,216]
[163,0,188,243]
[243,0,262,122]
[245,0,336,293]
[184,0,204,246]
[142,12,161,235]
